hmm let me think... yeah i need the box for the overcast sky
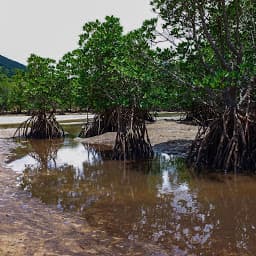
[1,0,154,64]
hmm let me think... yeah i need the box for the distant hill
[0,55,26,75]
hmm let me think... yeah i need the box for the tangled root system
[113,107,154,160]
[79,109,154,138]
[185,102,220,126]
[14,112,64,139]
[79,109,118,138]
[188,107,256,172]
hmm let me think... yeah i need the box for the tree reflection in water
[8,140,256,255]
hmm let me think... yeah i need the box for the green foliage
[76,16,166,112]
[24,54,59,112]
[9,70,27,113]
[150,0,256,96]
[56,51,79,111]
[77,16,124,111]
[0,55,26,76]
[1,17,169,114]
[0,69,11,112]
[3,1,254,115]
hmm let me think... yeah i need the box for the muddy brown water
[5,134,256,256]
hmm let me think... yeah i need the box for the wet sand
[0,120,197,255]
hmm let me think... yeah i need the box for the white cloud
[0,0,154,64]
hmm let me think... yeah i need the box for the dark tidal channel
[6,131,256,255]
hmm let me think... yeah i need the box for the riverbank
[0,120,197,255]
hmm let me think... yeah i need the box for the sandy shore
[78,120,198,157]
[0,114,92,125]
[0,120,197,255]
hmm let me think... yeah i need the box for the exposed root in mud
[144,111,156,123]
[185,102,220,126]
[79,109,118,138]
[188,107,256,172]
[14,112,64,139]
[79,109,155,138]
[112,107,154,160]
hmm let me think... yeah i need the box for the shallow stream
[6,125,256,255]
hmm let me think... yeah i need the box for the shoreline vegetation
[0,0,255,253]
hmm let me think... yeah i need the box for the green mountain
[0,55,26,75]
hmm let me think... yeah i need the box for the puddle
[6,137,256,255]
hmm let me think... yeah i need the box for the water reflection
[7,139,256,255]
